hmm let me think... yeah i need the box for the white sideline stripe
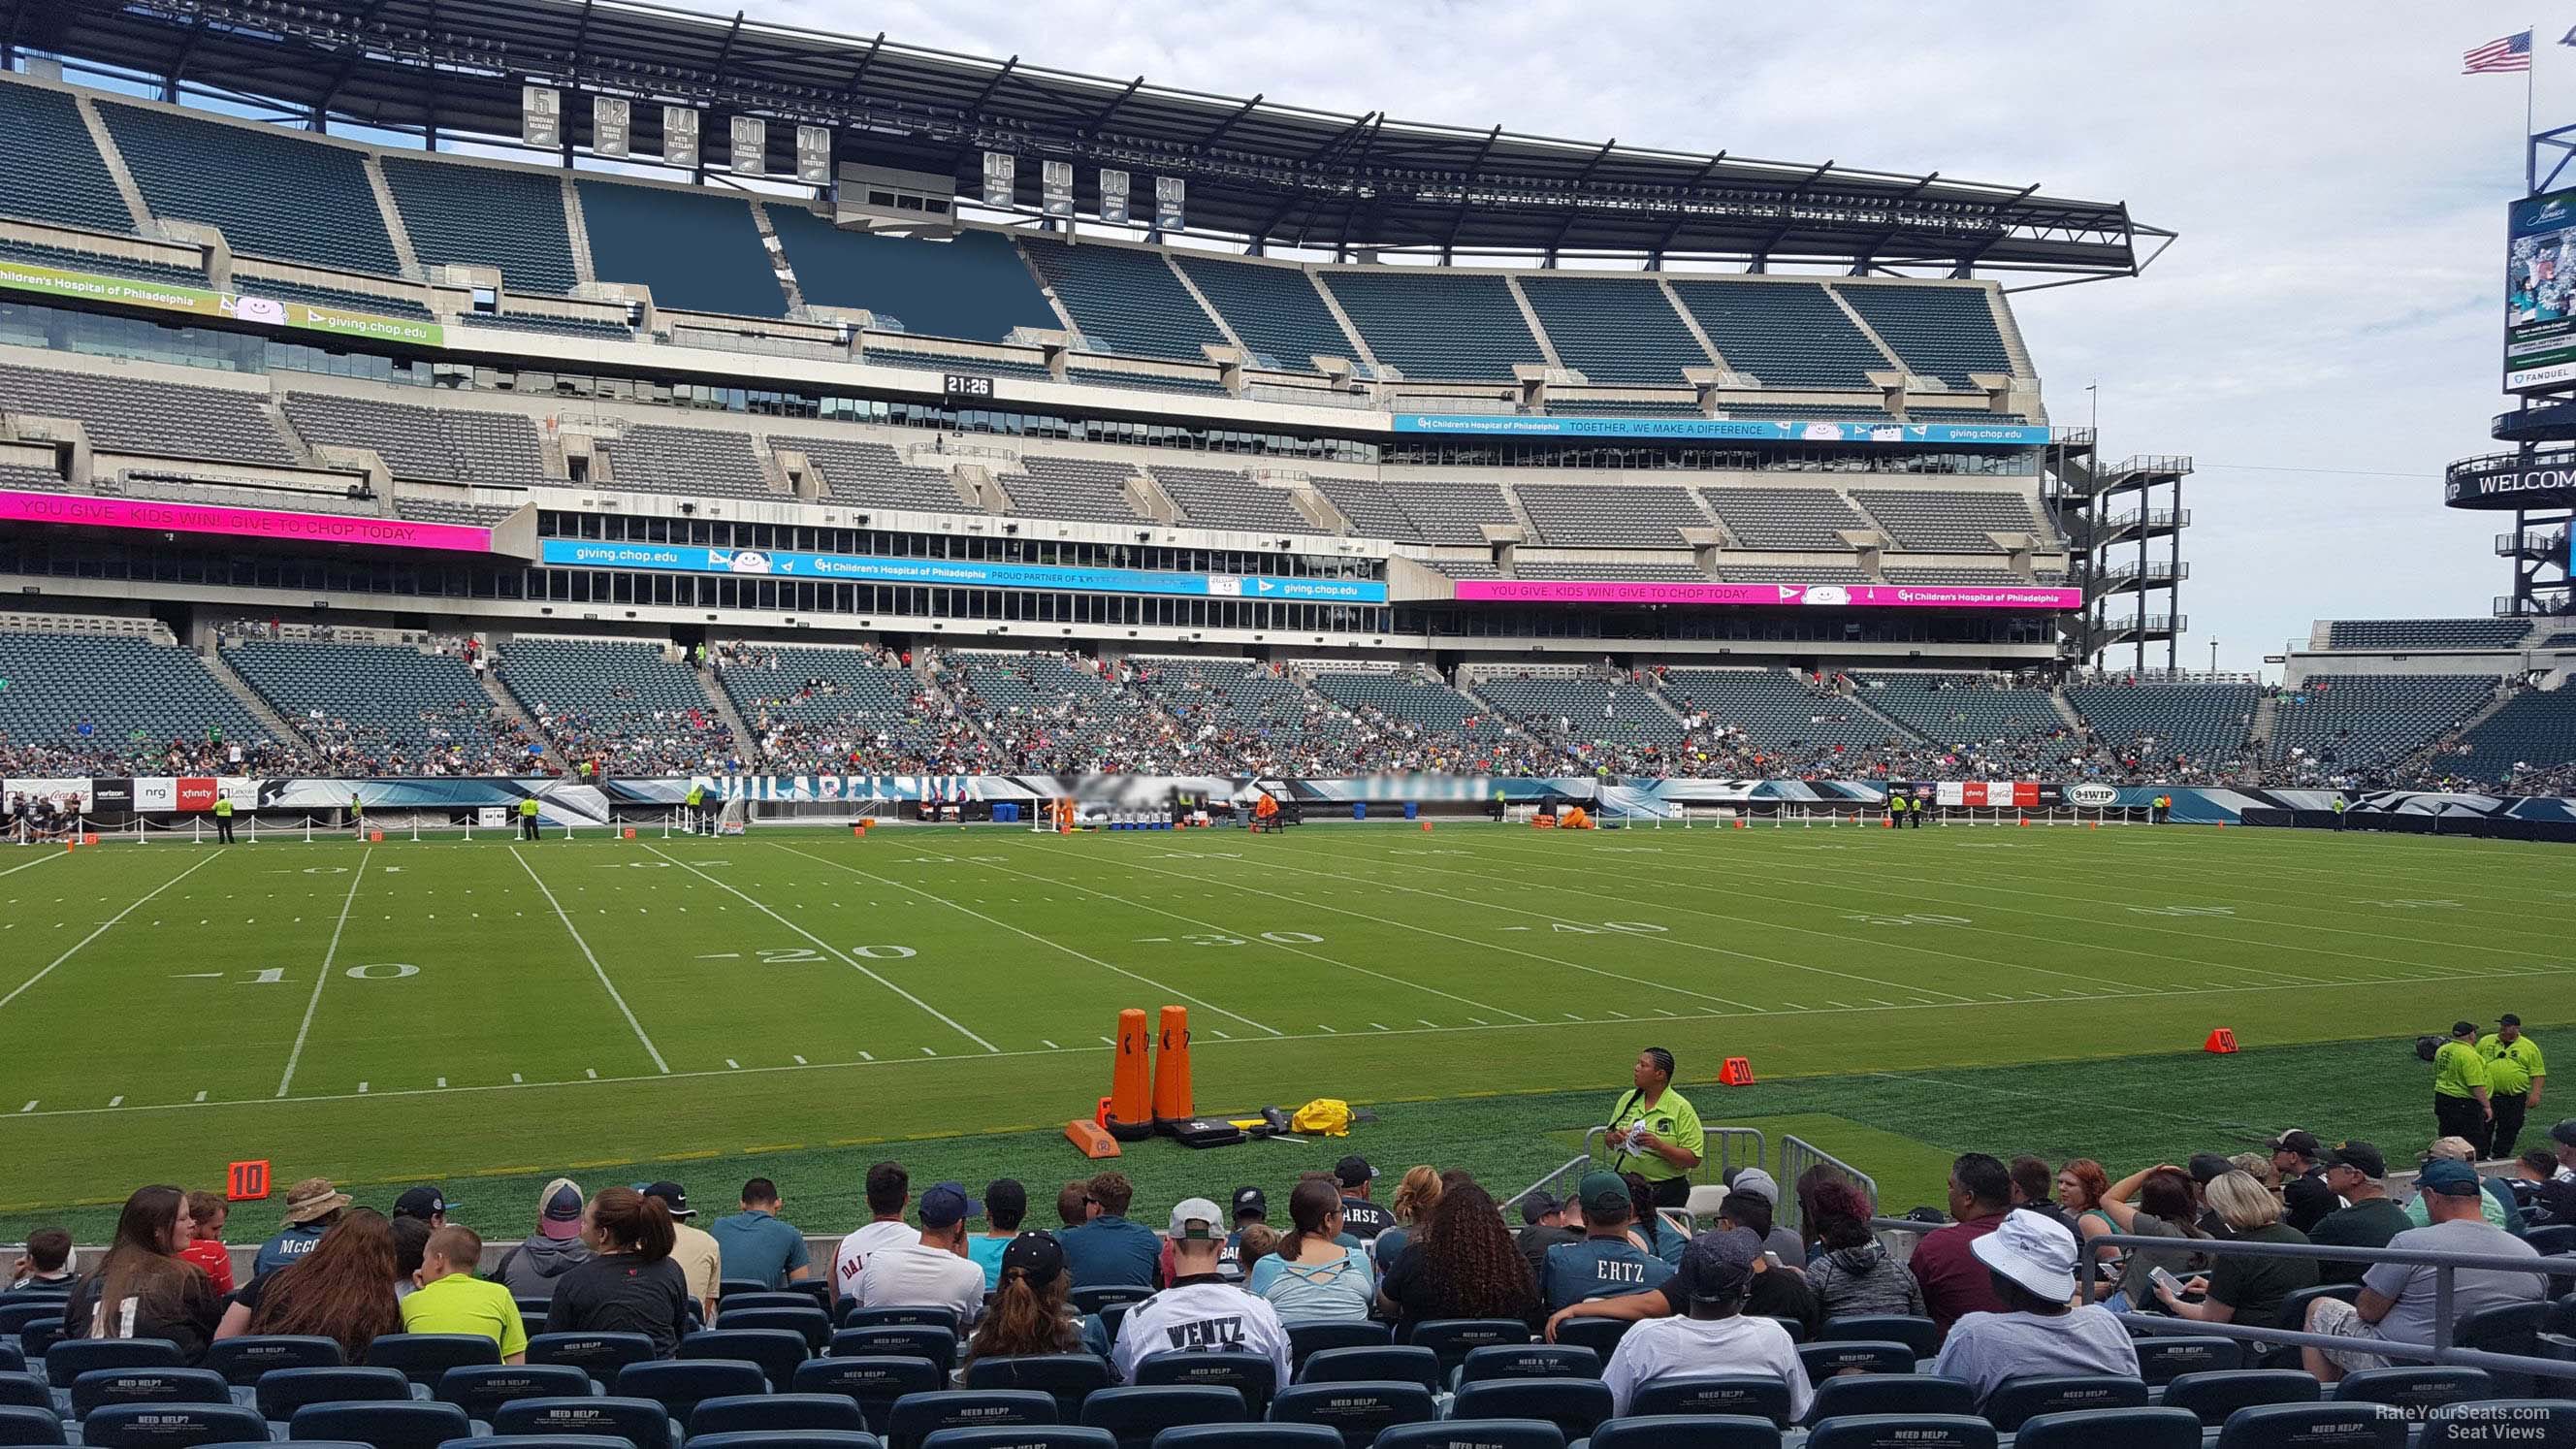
[0,852,62,881]
[276,849,371,1098]
[648,844,998,1053]
[0,852,218,1015]
[16,958,2575,1124]
[513,849,670,1075]
[787,844,1280,1037]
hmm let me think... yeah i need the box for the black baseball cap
[2501,1014,2523,1027]
[2453,1020,2479,1038]
[392,1186,451,1221]
[2268,1130,2321,1157]
[2186,1153,2234,1184]
[1231,1186,1268,1221]
[1000,1231,1065,1284]
[638,1182,692,1219]
[1678,1228,1759,1305]
[1335,1155,1375,1188]
[2551,1118,2576,1150]
[1519,1192,1562,1227]
[2323,1141,2387,1178]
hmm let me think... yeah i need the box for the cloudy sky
[666,0,2541,673]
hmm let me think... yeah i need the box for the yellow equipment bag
[1291,1098,1354,1136]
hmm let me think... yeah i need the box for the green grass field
[1,820,2566,1240]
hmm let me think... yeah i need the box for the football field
[0,819,2567,1220]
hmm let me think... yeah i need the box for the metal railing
[1505,1124,1770,1218]
[1778,1135,1877,1236]
[1870,1216,2576,1385]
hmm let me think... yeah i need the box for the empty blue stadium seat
[792,1358,943,1433]
[285,1399,472,1449]
[43,1340,185,1390]
[1518,276,1709,384]
[0,1405,61,1447]
[829,1328,958,1366]
[0,1304,59,1338]
[723,1294,821,1315]
[0,1377,44,1410]
[960,1356,1113,1421]
[437,1365,597,1422]
[443,1436,633,1449]
[1980,1375,2149,1432]
[96,102,401,273]
[1795,1342,1913,1380]
[2333,1367,2496,1419]
[1283,1324,1388,1372]
[2006,1407,2202,1449]
[1144,1426,1336,1449]
[2131,1336,2245,1386]
[685,1433,882,1449]
[1075,1386,1246,1449]
[1067,1289,1153,1319]
[1669,281,1885,389]
[2210,1402,2406,1448]
[1584,1414,1780,1449]
[622,1359,771,1424]
[199,1336,343,1387]
[1456,1345,1601,1384]
[1448,1379,1614,1441]
[491,1395,681,1449]
[1294,1347,1439,1395]
[526,1334,659,1386]
[576,179,786,319]
[1265,1382,1435,1449]
[682,1330,812,1391]
[0,79,137,233]
[1627,1376,1794,1428]
[1801,1415,1995,1449]
[840,1309,962,1336]
[68,1367,230,1419]
[1371,1423,1564,1449]
[1320,271,1545,380]
[1021,241,1226,361]
[768,213,1053,341]
[1122,1354,1272,1417]
[1407,1321,1535,1373]
[1804,1374,1974,1425]
[688,1394,871,1438]
[1546,1320,1630,1359]
[253,1367,412,1423]
[368,1333,501,1388]
[82,1401,271,1449]
[918,1430,1109,1449]
[883,1391,1057,1449]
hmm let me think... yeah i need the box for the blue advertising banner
[1390,413,2050,446]
[539,539,1389,603]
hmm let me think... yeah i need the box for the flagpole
[2530,29,2540,195]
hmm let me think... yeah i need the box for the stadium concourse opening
[0,0,2574,1436]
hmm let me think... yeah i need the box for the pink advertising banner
[0,489,492,552]
[1450,579,2083,610]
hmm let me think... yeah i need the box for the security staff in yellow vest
[686,783,706,835]
[518,794,541,841]
[2481,1014,2549,1158]
[212,794,235,845]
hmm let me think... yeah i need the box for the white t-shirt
[833,1219,919,1304]
[1600,1312,1813,1421]
[853,1239,987,1327]
[1111,1277,1293,1389]
[1931,1305,2140,1408]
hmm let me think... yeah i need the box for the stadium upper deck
[0,17,2167,674]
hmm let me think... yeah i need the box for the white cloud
[666,0,2548,669]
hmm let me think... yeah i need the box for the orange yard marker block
[1718,1057,1756,1086]
[2205,1028,2239,1054]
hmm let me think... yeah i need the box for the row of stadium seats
[223,638,537,776]
[496,638,737,776]
[0,77,2026,387]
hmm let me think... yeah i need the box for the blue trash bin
[1402,802,1418,821]
[1352,803,1367,821]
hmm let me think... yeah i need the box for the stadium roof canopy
[14,0,2169,277]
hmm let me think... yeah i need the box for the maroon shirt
[1908,1210,2008,1336]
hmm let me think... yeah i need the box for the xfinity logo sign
[2066,784,2120,807]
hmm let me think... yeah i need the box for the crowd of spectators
[13,1114,2575,1437]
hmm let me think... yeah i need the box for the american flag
[2465,29,2533,73]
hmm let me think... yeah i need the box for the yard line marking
[108,1095,122,1107]
[1370,1022,1391,1032]
[435,1079,445,1089]
[1209,1027,1232,1039]
[1419,1018,1440,1028]
[193,1090,207,1103]
[792,1055,807,1065]
[12,959,2576,1125]
[0,852,217,1015]
[725,1059,741,1070]
[585,1068,598,1079]
[511,1073,523,1083]
[1316,1024,1337,1033]
[655,846,998,1053]
[921,1046,938,1056]
[1124,850,1776,1014]
[356,1082,368,1094]
[0,852,61,881]
[16,1102,30,1113]
[275,850,372,1098]
[1041,1040,1059,1050]
[514,851,669,1075]
[776,844,1278,1038]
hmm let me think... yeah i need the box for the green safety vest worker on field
[1607,1047,1704,1208]
[519,797,538,819]
[687,785,705,810]
[212,797,232,819]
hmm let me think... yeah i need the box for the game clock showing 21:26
[943,373,996,400]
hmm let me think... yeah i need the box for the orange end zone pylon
[1104,1008,1154,1142]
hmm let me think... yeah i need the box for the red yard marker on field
[2205,1028,2238,1054]
[1718,1056,1755,1086]
[227,1160,272,1201]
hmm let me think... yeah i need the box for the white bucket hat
[1970,1207,2081,1304]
